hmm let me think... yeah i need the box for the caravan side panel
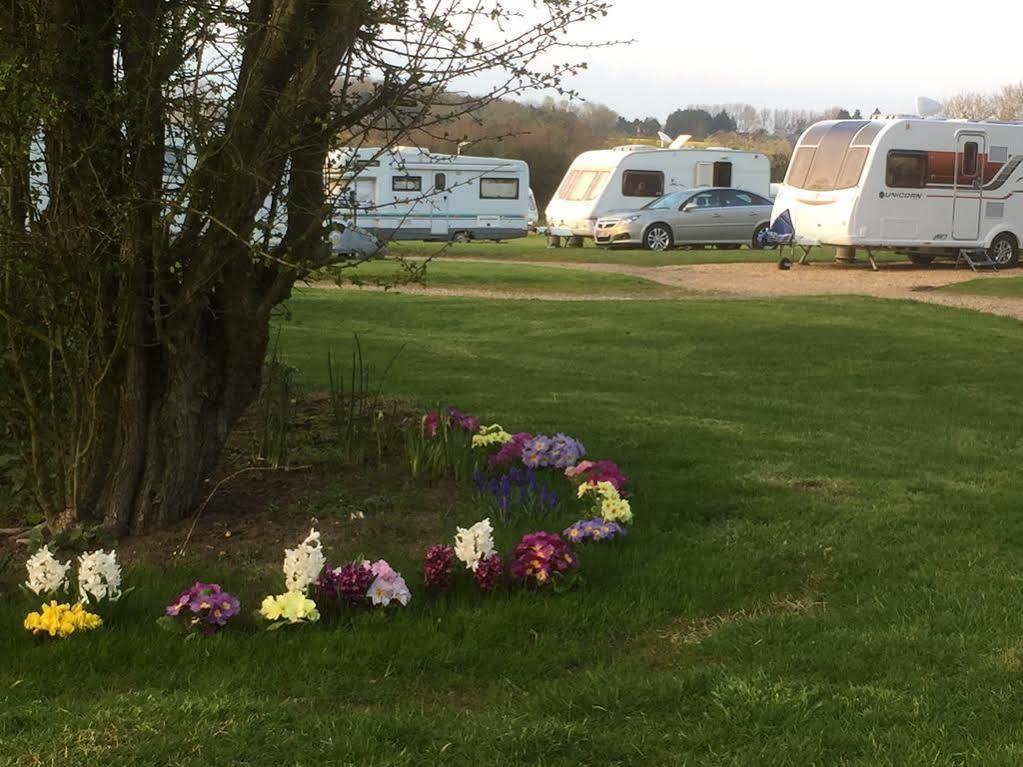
[330,149,530,242]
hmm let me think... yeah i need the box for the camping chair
[758,209,813,265]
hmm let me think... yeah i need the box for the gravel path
[430,257,1023,321]
[317,256,1023,320]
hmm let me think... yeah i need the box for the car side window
[726,191,754,206]
[687,192,716,209]
[707,190,729,208]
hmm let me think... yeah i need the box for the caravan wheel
[989,233,1019,268]
[451,231,471,243]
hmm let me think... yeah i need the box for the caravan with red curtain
[771,118,1023,267]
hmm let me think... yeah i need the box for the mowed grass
[388,235,908,267]
[336,258,683,297]
[7,290,1023,764]
[941,275,1023,297]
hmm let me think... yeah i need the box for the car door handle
[711,213,722,218]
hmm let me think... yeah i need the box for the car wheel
[907,253,935,266]
[644,224,673,251]
[989,232,1019,268]
[751,223,771,250]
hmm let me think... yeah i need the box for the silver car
[593,187,773,251]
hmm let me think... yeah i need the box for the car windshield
[643,191,689,210]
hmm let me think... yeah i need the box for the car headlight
[621,215,641,224]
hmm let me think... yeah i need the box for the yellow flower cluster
[472,424,513,449]
[259,591,320,624]
[24,601,102,638]
[578,480,634,524]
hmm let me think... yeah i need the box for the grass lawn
[940,276,1023,297]
[331,258,684,297]
[387,235,908,268]
[385,234,839,266]
[6,290,1023,764]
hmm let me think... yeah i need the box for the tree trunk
[81,261,272,533]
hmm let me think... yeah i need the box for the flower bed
[15,406,635,639]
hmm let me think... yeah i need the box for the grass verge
[330,259,685,298]
[939,275,1023,297]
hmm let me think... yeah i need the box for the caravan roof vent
[612,144,655,152]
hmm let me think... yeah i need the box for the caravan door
[429,172,449,237]
[952,132,985,241]
[694,162,733,187]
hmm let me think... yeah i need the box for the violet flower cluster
[315,559,410,608]
[488,432,532,468]
[564,518,627,543]
[165,583,240,633]
[474,554,504,592]
[316,561,375,607]
[565,460,630,493]
[423,544,455,591]
[521,434,586,470]
[509,532,578,587]
[473,467,558,525]
[423,408,480,438]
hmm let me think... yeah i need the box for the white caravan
[327,147,530,242]
[545,145,771,240]
[771,117,1023,266]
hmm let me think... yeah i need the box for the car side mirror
[682,203,696,212]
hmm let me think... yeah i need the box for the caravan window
[835,147,869,189]
[886,151,927,188]
[785,120,877,191]
[622,170,664,197]
[804,121,866,191]
[480,177,519,199]
[557,170,610,201]
[962,142,979,177]
[392,175,422,192]
[785,147,816,189]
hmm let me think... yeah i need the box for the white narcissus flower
[25,546,71,596]
[77,549,123,603]
[453,518,496,572]
[283,528,325,593]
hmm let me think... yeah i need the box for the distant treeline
[945,82,1023,121]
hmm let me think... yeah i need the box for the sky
[474,0,1023,118]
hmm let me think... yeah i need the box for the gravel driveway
[435,257,1023,321]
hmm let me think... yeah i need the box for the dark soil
[2,395,470,570]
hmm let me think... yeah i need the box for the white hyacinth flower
[453,518,496,572]
[77,549,123,603]
[25,545,71,596]
[283,528,325,593]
